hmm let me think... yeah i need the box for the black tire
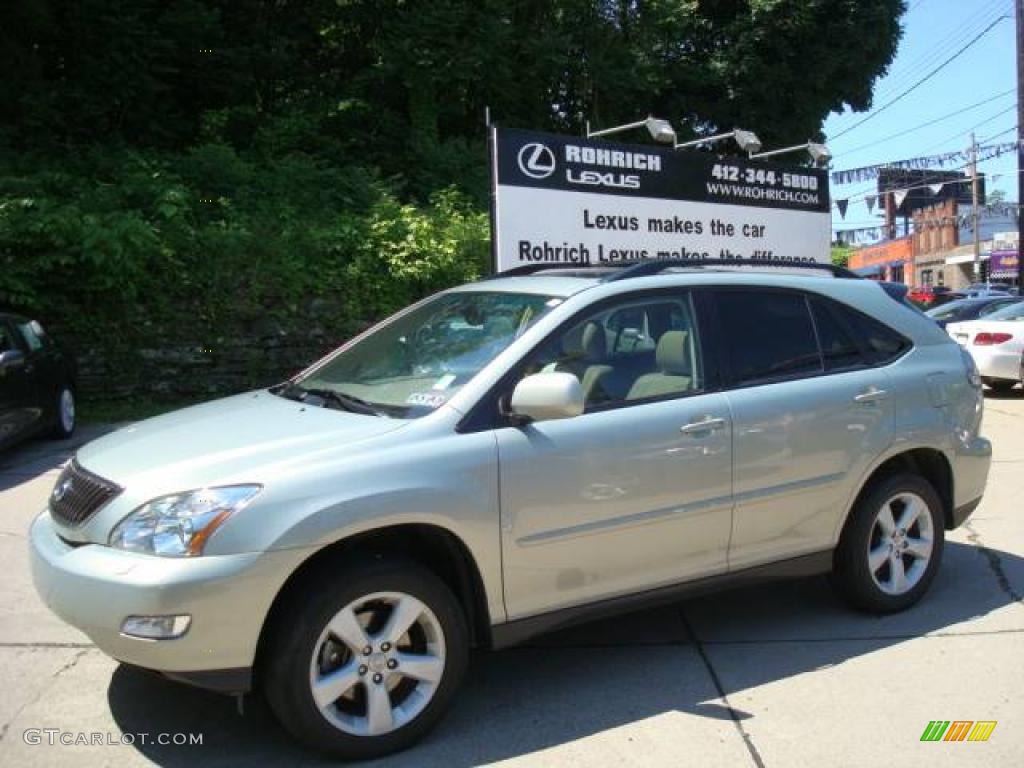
[983,378,1017,393]
[262,556,469,760]
[832,472,944,613]
[51,384,76,439]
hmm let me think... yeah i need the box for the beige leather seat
[627,330,693,400]
[553,321,613,404]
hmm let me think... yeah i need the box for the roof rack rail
[600,258,860,282]
[487,258,860,281]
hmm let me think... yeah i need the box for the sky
[824,0,1018,239]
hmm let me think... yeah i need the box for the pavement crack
[964,521,1023,607]
[679,608,766,768]
[0,642,95,649]
[0,648,91,742]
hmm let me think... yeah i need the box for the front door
[496,290,734,620]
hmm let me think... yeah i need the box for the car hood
[76,391,409,489]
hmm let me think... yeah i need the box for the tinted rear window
[716,291,821,385]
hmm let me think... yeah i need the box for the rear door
[711,289,898,570]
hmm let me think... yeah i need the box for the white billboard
[490,128,832,272]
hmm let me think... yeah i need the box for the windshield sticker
[406,392,448,408]
[432,373,457,391]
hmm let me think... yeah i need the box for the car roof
[457,261,861,299]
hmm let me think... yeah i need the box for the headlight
[109,485,261,557]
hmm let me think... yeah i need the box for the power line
[839,88,1015,156]
[873,1,1009,96]
[979,124,1020,143]
[828,0,1009,134]
[918,103,1019,153]
[830,14,1010,140]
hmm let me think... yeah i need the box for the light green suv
[31,261,991,759]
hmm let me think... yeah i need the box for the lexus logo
[52,477,73,502]
[517,143,556,179]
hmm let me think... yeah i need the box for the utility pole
[970,132,981,282]
[1016,0,1023,288]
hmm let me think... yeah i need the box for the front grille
[49,460,122,527]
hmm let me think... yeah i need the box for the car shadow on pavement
[0,424,122,492]
[106,538,1023,767]
[984,386,1024,400]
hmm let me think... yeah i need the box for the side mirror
[508,372,584,423]
[0,349,25,369]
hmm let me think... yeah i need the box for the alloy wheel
[866,492,934,595]
[59,388,75,433]
[308,591,446,737]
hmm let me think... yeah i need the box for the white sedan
[947,300,1024,392]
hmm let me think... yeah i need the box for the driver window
[0,325,15,353]
[522,293,704,410]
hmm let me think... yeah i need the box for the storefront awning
[945,252,990,265]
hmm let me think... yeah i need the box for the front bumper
[29,511,306,691]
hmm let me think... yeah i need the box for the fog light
[120,615,191,639]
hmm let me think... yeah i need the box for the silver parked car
[30,261,991,759]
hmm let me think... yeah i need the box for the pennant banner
[830,141,1023,185]
[836,199,849,219]
[865,194,877,214]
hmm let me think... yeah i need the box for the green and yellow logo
[920,721,997,742]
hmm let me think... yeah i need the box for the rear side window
[833,303,910,364]
[715,291,821,385]
[809,299,864,371]
[810,296,910,367]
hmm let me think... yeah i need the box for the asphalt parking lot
[0,396,1022,768]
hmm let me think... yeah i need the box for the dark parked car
[0,313,77,449]
[925,296,1022,329]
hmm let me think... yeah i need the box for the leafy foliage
[0,1,905,397]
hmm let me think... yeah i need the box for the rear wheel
[51,385,76,438]
[263,557,468,759]
[832,473,944,613]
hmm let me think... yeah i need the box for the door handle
[679,416,727,435]
[854,386,889,404]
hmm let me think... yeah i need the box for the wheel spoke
[895,497,922,530]
[365,682,394,735]
[905,536,932,560]
[889,553,908,593]
[380,595,425,645]
[394,651,444,684]
[327,606,370,654]
[868,544,890,573]
[311,663,361,709]
[876,505,896,536]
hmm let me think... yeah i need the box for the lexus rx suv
[30,261,991,759]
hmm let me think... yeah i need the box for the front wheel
[832,473,944,613]
[263,557,468,759]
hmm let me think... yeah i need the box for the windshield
[280,291,559,418]
[983,300,1024,321]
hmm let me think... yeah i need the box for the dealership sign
[489,127,831,272]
